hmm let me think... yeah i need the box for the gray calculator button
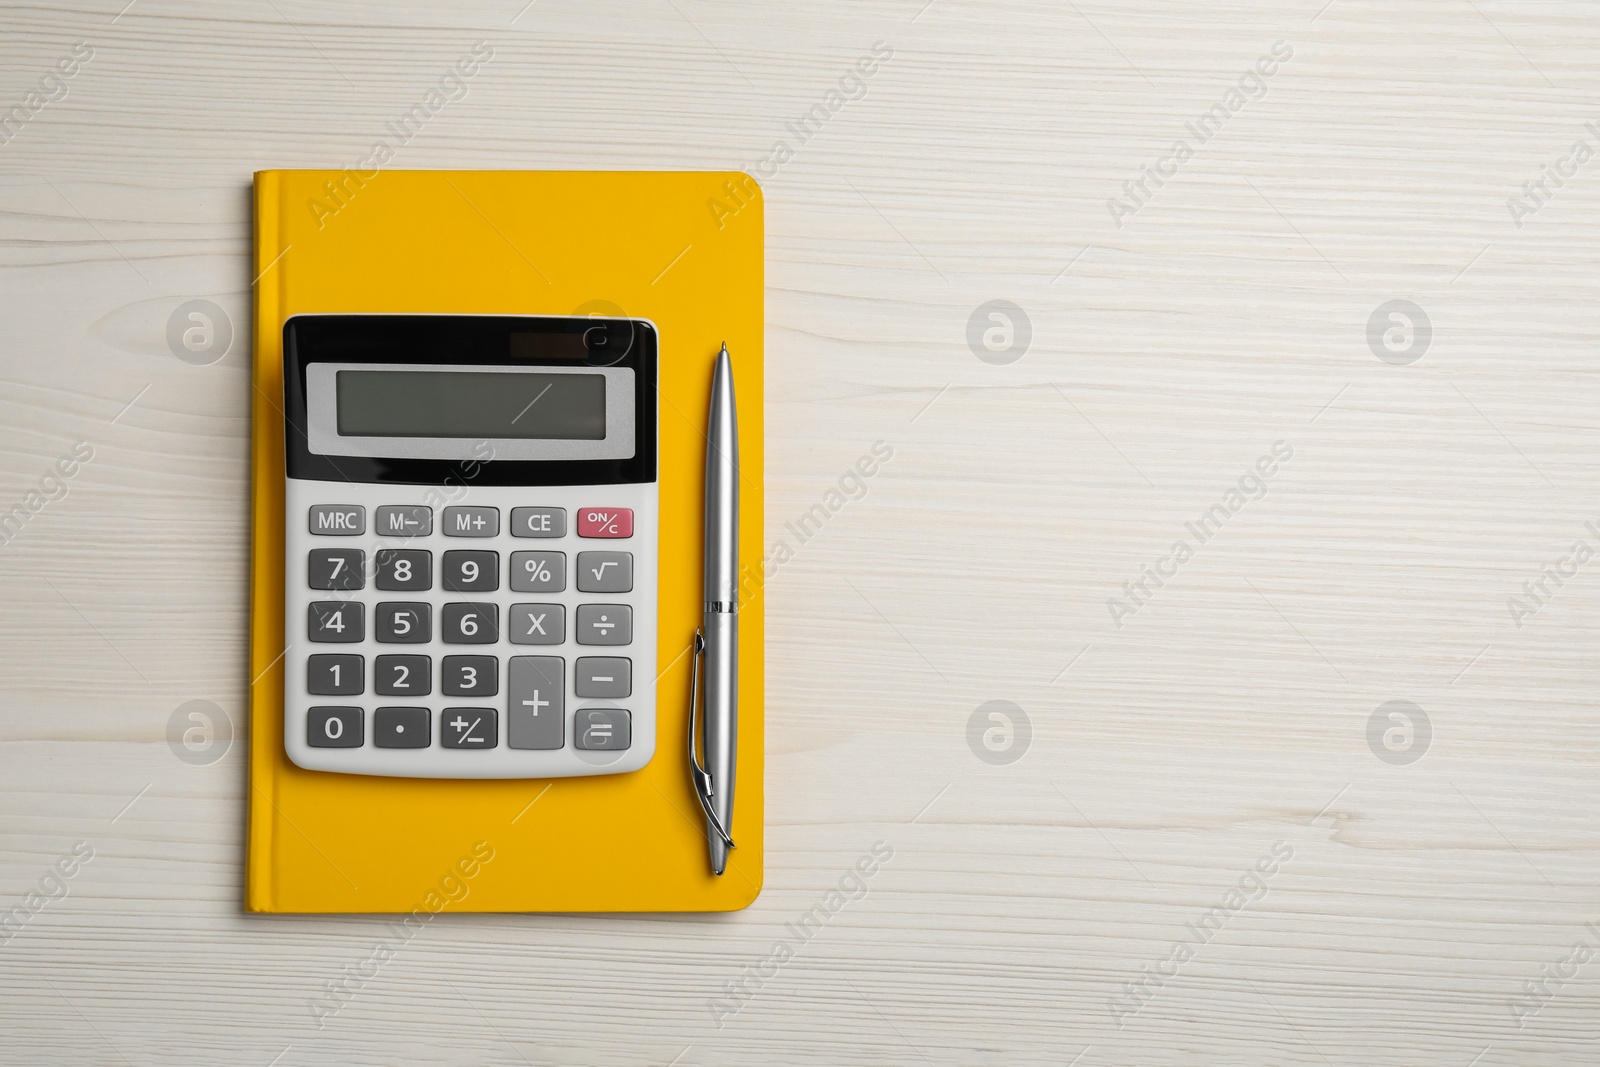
[375,549,431,592]
[375,707,430,748]
[508,603,564,645]
[443,550,499,592]
[509,551,565,593]
[307,707,362,747]
[309,601,364,642]
[308,549,364,591]
[511,507,566,538]
[575,709,631,751]
[575,657,631,698]
[308,505,364,536]
[376,506,432,537]
[307,654,363,695]
[441,708,498,749]
[375,602,431,643]
[576,551,632,593]
[375,654,431,696]
[507,657,564,750]
[441,655,498,697]
[442,602,498,644]
[443,506,498,537]
[575,604,632,645]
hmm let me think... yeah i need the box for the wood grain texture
[1,0,1598,1063]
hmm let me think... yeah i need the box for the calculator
[281,314,658,778]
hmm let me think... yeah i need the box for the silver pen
[689,343,739,875]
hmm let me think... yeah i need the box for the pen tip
[719,342,728,356]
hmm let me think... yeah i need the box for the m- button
[578,508,632,538]
[376,505,432,537]
[308,505,365,536]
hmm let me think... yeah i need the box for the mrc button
[308,505,365,535]
[578,508,632,538]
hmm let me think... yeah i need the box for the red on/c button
[578,508,633,538]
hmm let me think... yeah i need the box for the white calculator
[281,314,658,778]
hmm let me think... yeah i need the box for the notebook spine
[245,171,282,912]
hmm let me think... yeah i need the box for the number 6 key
[443,602,498,644]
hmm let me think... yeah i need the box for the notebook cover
[248,169,763,912]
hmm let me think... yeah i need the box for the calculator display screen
[336,370,606,440]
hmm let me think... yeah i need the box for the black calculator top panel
[283,315,658,487]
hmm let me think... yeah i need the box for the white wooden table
[2,2,1597,1063]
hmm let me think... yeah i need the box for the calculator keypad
[287,486,654,778]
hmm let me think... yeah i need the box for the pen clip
[687,628,735,851]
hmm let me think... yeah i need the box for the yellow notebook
[248,170,763,912]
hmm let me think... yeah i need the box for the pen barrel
[701,606,738,872]
[704,351,739,606]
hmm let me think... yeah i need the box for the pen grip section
[700,609,739,871]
